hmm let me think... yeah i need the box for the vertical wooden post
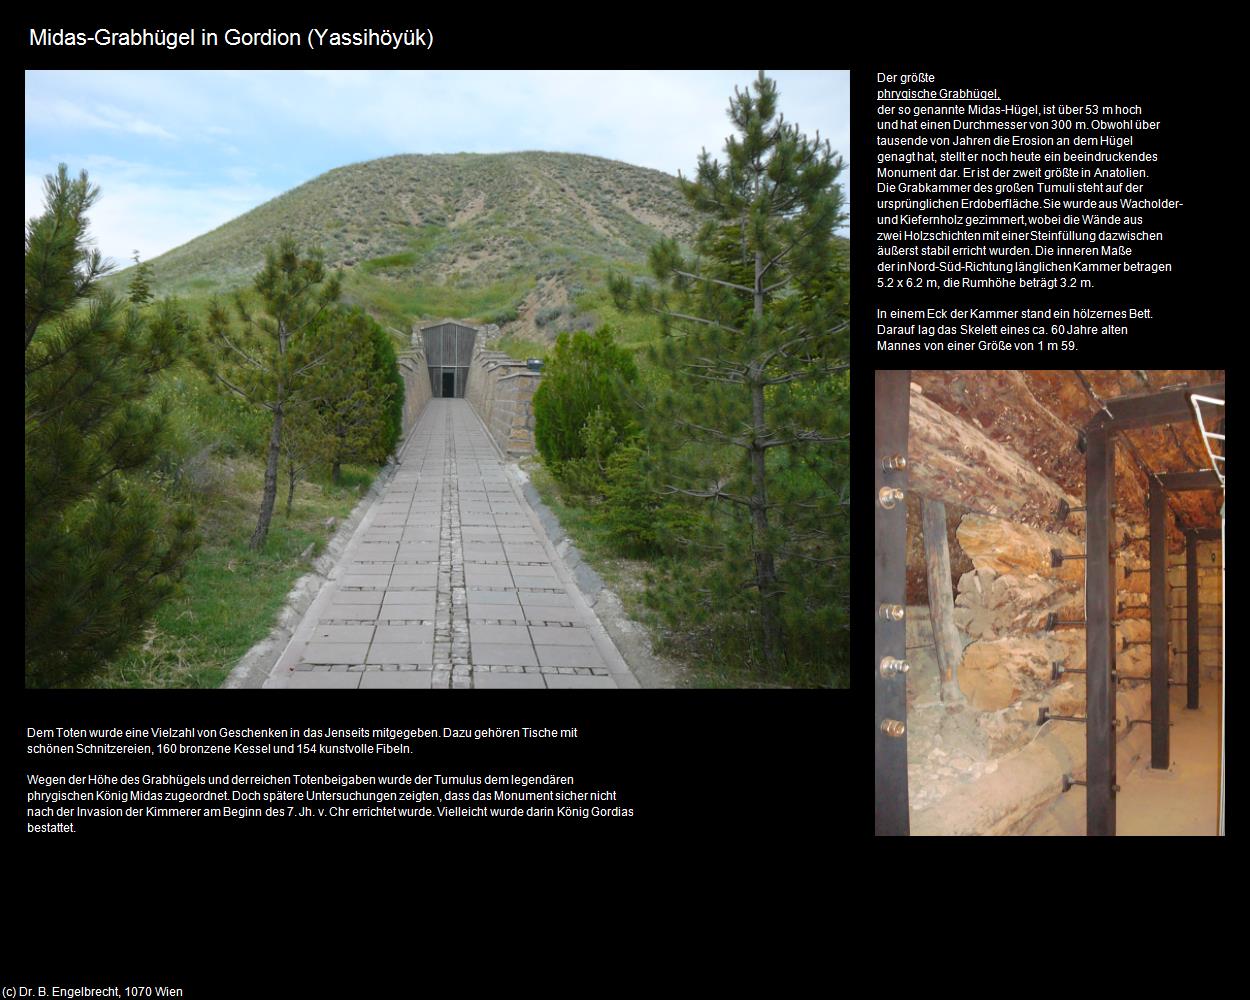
[1186,531,1200,709]
[1149,478,1169,769]
[921,497,965,703]
[1085,421,1116,836]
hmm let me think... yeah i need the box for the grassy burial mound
[111,152,700,343]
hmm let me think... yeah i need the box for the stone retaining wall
[465,348,542,456]
[397,344,432,440]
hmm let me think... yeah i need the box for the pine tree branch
[667,416,749,448]
[757,430,850,449]
[290,352,333,379]
[670,269,755,296]
[210,371,272,410]
[214,332,267,372]
[656,310,746,338]
[661,485,755,507]
[761,364,849,386]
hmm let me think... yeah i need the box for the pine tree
[196,239,342,550]
[128,251,154,305]
[610,71,849,676]
[25,165,198,687]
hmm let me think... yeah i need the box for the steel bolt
[880,656,911,678]
[879,604,905,622]
[881,454,908,472]
[879,486,905,509]
[880,719,906,738]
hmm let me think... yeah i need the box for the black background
[19,17,1228,988]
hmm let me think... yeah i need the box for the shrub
[532,325,638,468]
[595,444,671,557]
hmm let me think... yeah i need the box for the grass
[343,269,533,331]
[492,334,550,361]
[91,456,377,689]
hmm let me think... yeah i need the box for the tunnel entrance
[422,321,477,398]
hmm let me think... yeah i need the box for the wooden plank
[921,498,965,703]
[1150,479,1169,768]
[1085,423,1116,836]
[1186,532,1200,709]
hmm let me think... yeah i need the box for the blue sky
[25,70,850,268]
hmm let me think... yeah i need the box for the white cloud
[27,95,177,140]
[25,156,275,266]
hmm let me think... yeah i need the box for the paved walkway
[266,399,638,689]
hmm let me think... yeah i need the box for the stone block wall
[1168,537,1224,682]
[396,344,432,443]
[465,349,542,457]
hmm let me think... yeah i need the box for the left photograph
[25,69,851,689]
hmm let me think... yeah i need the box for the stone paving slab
[473,671,548,689]
[543,674,618,689]
[265,399,638,689]
[360,672,434,689]
[535,645,606,668]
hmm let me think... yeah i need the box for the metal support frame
[1186,532,1200,710]
[1084,421,1117,836]
[1149,479,1169,769]
[875,371,911,836]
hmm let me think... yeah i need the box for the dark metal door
[442,371,456,398]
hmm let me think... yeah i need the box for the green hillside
[112,151,701,340]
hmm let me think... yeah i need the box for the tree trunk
[749,246,783,671]
[286,458,297,519]
[250,405,283,550]
[332,459,342,485]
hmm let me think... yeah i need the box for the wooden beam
[1150,478,1169,769]
[1157,470,1222,492]
[1186,532,1200,710]
[1091,383,1225,432]
[921,498,965,704]
[908,390,1075,529]
[1085,423,1116,836]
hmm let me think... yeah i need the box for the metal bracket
[1065,775,1119,793]
[1039,706,1089,726]
[1056,498,1086,522]
[1051,548,1088,568]
[1046,612,1086,631]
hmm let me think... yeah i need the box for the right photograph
[875,370,1225,836]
